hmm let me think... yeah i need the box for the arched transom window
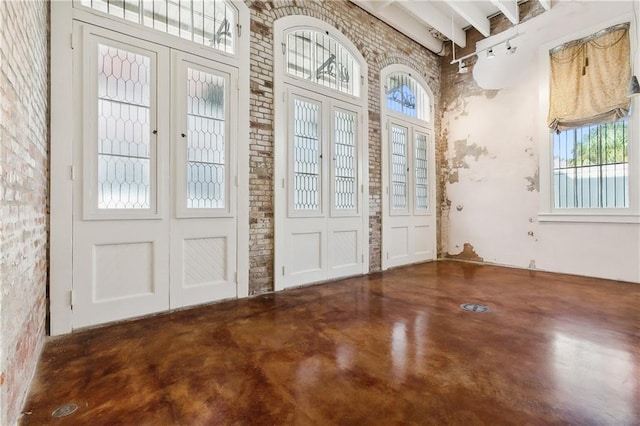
[78,0,237,54]
[385,73,430,121]
[286,29,360,97]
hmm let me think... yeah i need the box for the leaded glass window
[78,0,236,54]
[186,67,226,209]
[334,110,356,210]
[386,73,430,121]
[391,125,408,210]
[415,132,429,210]
[293,99,321,210]
[286,30,360,97]
[97,44,152,209]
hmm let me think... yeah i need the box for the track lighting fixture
[487,48,495,59]
[505,40,517,55]
[458,61,468,74]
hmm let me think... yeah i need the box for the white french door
[382,118,436,269]
[72,23,237,328]
[275,87,365,289]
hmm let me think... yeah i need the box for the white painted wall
[443,1,640,283]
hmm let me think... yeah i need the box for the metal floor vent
[52,404,78,418]
[460,303,490,313]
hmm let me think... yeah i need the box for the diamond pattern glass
[415,132,429,210]
[391,125,408,210]
[287,30,360,97]
[186,67,226,209]
[97,44,151,209]
[79,0,236,54]
[386,73,430,122]
[293,99,320,210]
[334,110,356,210]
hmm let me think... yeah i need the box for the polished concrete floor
[22,261,640,425]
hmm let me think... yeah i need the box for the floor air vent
[52,404,78,418]
[460,303,490,313]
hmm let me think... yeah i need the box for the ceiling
[350,0,552,54]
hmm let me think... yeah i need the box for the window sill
[538,213,640,224]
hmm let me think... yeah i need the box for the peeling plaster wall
[440,1,640,283]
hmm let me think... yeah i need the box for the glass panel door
[186,67,227,209]
[97,44,152,210]
[292,97,322,212]
[390,124,409,213]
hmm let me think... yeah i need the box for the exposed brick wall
[245,0,441,294]
[0,1,49,424]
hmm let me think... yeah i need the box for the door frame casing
[273,16,369,291]
[380,64,437,270]
[50,1,250,335]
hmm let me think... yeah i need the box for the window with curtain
[548,23,630,131]
[548,23,632,210]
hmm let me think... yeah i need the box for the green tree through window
[568,121,628,166]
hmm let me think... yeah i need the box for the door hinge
[237,24,242,37]
[69,290,74,308]
[361,75,364,86]
[361,184,364,193]
[70,165,75,181]
[70,32,74,50]
[282,266,285,275]
[282,178,285,188]
[361,254,364,263]
[281,42,286,54]
[234,271,237,282]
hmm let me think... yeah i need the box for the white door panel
[72,24,238,329]
[383,119,436,269]
[73,223,170,328]
[170,51,238,308]
[276,87,365,290]
[327,223,362,279]
[170,218,236,308]
[73,25,171,328]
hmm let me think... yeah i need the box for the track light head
[487,48,495,59]
[506,41,517,55]
[458,61,468,74]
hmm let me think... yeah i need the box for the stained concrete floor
[21,261,640,425]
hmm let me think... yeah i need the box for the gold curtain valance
[547,23,631,132]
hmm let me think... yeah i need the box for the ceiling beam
[538,0,551,11]
[445,1,491,37]
[350,0,448,53]
[492,0,519,25]
[373,0,396,11]
[399,0,467,48]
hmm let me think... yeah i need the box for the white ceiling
[350,0,552,53]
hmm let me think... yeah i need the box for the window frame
[71,0,242,58]
[538,15,640,224]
